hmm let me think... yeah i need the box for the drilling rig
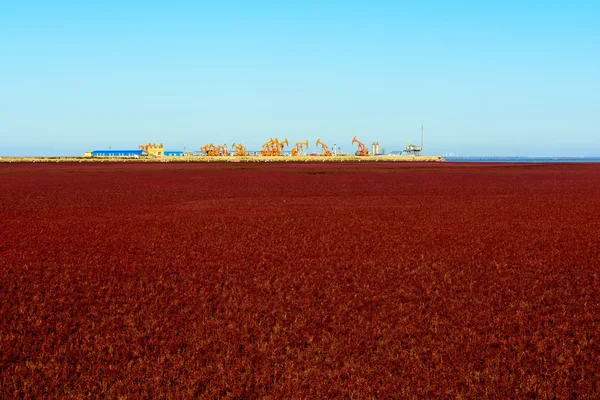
[260,138,276,156]
[202,144,219,156]
[352,136,369,156]
[218,144,229,156]
[231,143,248,156]
[316,139,332,156]
[261,138,287,156]
[277,138,289,155]
[292,140,309,156]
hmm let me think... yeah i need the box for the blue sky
[1,1,599,156]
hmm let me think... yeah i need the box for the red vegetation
[1,162,599,398]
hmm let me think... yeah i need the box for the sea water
[445,157,600,163]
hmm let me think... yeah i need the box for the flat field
[1,162,599,398]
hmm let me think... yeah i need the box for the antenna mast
[421,122,424,148]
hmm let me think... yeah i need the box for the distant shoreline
[0,155,446,163]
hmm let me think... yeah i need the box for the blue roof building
[92,150,144,157]
[164,151,184,157]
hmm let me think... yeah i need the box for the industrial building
[81,135,413,159]
[85,148,184,158]
[146,147,164,157]
[91,150,143,157]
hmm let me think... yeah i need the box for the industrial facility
[403,124,425,156]
[86,143,184,158]
[85,131,428,159]
[89,150,144,157]
[85,136,375,158]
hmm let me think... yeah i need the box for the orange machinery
[261,138,287,156]
[218,144,229,156]
[138,143,163,152]
[292,140,309,156]
[260,138,275,156]
[316,139,332,156]
[277,138,289,154]
[231,143,248,156]
[202,144,220,156]
[352,136,369,156]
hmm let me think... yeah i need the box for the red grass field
[1,162,599,398]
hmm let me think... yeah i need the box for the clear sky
[1,1,599,156]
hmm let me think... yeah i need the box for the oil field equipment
[260,138,276,156]
[231,143,248,156]
[277,138,289,154]
[292,140,309,156]
[316,139,332,156]
[218,144,229,156]
[202,144,220,156]
[261,138,286,156]
[352,136,369,156]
